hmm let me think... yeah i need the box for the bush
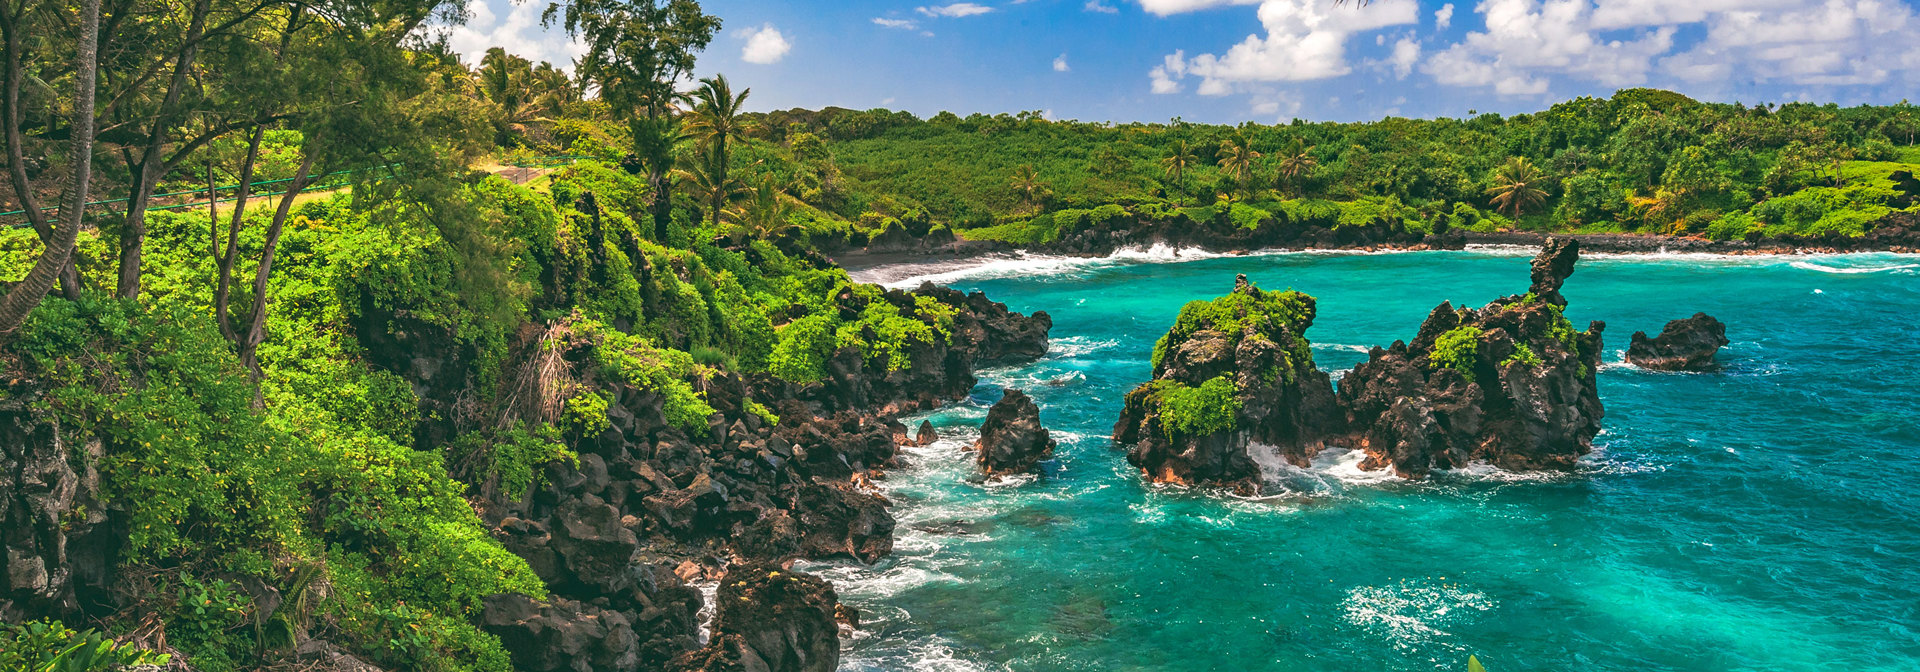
[1153,376,1241,439]
[768,315,838,384]
[0,620,172,672]
[1430,325,1484,381]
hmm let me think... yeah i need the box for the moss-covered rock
[1111,275,1341,494]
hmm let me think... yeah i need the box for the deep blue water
[811,247,1920,672]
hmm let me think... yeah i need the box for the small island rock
[975,389,1056,475]
[1626,313,1729,371]
[915,420,938,446]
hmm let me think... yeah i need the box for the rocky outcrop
[1111,275,1341,494]
[1110,241,1608,487]
[671,564,841,672]
[1336,239,1606,477]
[974,389,1055,475]
[755,284,1051,418]
[1,393,114,623]
[1626,313,1728,371]
[915,420,937,447]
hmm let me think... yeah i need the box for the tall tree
[1277,138,1317,197]
[547,0,719,238]
[1486,156,1550,219]
[1160,139,1197,198]
[1009,164,1047,207]
[733,173,795,243]
[679,74,752,225]
[1217,135,1261,196]
[0,0,100,337]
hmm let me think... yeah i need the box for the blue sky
[445,0,1920,124]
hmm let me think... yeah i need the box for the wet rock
[1337,239,1606,478]
[671,564,840,672]
[1626,313,1728,371]
[1111,275,1341,493]
[915,420,937,447]
[974,389,1055,475]
[481,593,642,672]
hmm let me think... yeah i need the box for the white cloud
[1387,36,1421,78]
[1422,0,1673,96]
[1421,0,1919,96]
[1435,3,1454,30]
[1086,0,1121,13]
[1149,50,1186,93]
[873,17,919,29]
[1054,53,1071,72]
[1152,0,1419,95]
[446,0,585,71]
[918,3,995,17]
[739,24,791,64]
[1136,0,1260,16]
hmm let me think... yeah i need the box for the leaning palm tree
[1217,136,1262,196]
[1161,140,1199,198]
[1010,164,1048,208]
[1277,138,1317,197]
[679,75,755,224]
[1485,157,1550,219]
[734,174,799,243]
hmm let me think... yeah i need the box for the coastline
[828,230,1919,275]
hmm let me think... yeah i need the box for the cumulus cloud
[1054,54,1071,72]
[1435,3,1454,30]
[738,24,791,64]
[1387,36,1421,78]
[1149,50,1186,93]
[446,0,585,70]
[1422,0,1674,96]
[1151,0,1419,95]
[1086,0,1121,13]
[1421,0,1918,96]
[918,3,995,17]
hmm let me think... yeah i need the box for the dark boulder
[481,593,644,672]
[915,420,937,447]
[672,564,841,672]
[974,389,1056,475]
[1626,313,1728,371]
[1,394,113,622]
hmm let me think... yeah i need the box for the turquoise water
[813,248,1920,672]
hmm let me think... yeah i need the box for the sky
[443,0,1920,124]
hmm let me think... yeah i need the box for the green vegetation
[1150,376,1242,440]
[0,620,172,672]
[1430,326,1485,381]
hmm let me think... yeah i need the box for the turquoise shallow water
[811,248,1920,672]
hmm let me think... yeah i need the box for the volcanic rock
[1336,238,1606,477]
[671,563,841,672]
[974,389,1056,475]
[1626,313,1728,371]
[915,420,938,446]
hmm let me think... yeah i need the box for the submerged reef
[1113,239,1608,489]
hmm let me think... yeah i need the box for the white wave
[1340,580,1494,646]
[1313,343,1374,354]
[857,243,1267,289]
[1789,260,1920,274]
[841,637,994,672]
[1045,336,1119,359]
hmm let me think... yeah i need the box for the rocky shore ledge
[1114,239,1608,489]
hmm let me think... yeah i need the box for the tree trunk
[115,0,210,299]
[236,135,320,389]
[0,0,99,337]
[214,126,264,345]
[0,1,81,300]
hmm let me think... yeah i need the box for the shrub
[0,620,172,672]
[1153,376,1241,439]
[768,315,838,384]
[1430,325,1484,381]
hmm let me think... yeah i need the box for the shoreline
[828,231,1918,275]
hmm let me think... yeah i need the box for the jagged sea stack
[1111,275,1341,494]
[1336,238,1607,478]
[975,389,1056,475]
[1626,313,1728,371]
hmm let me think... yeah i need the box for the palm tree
[1217,136,1262,196]
[1485,157,1550,219]
[1010,164,1048,208]
[676,149,748,228]
[1161,140,1199,198]
[734,174,799,243]
[679,75,755,224]
[1277,138,1317,197]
